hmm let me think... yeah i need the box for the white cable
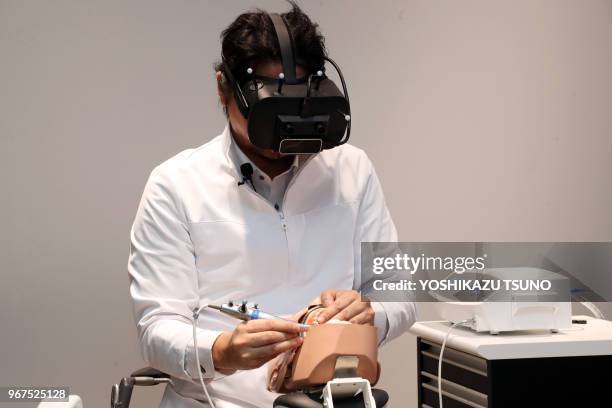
[193,304,217,408]
[580,301,605,320]
[438,319,474,408]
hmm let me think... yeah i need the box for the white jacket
[128,124,416,407]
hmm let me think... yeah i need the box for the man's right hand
[212,319,307,372]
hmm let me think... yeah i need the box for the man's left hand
[314,289,374,325]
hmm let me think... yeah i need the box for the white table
[409,315,612,360]
[408,316,612,408]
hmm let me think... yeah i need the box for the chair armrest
[111,368,171,408]
[130,367,170,379]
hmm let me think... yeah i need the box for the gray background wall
[1,1,611,407]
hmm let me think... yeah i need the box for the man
[128,3,416,407]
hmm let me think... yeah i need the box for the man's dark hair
[214,1,327,98]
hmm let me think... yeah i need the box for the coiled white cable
[438,319,474,408]
[192,305,217,408]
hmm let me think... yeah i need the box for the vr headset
[221,13,351,154]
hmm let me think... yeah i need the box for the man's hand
[315,289,375,325]
[212,319,307,372]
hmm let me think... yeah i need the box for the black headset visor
[222,12,351,154]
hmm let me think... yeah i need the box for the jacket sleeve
[353,155,417,345]
[128,166,223,380]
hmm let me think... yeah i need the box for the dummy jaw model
[268,305,380,393]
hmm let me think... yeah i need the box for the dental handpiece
[208,301,309,329]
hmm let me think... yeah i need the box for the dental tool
[208,300,310,329]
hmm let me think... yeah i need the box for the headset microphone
[237,163,256,192]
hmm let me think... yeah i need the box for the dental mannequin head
[268,306,380,393]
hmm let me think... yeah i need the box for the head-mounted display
[222,13,351,154]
